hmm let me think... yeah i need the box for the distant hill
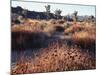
[11,6,95,22]
[11,6,62,20]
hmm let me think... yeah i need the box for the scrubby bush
[63,22,71,29]
[64,24,83,35]
[11,19,96,75]
[11,40,95,75]
[43,25,56,37]
[49,19,57,24]
[57,19,65,24]
[72,31,96,50]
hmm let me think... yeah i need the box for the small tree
[54,9,62,19]
[90,15,95,22]
[22,9,28,19]
[45,5,51,20]
[45,5,50,13]
[72,11,78,22]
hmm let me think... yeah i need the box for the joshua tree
[90,15,95,22]
[72,11,78,22]
[45,5,50,13]
[22,9,27,19]
[45,5,51,20]
[54,9,62,19]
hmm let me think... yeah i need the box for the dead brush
[43,24,56,37]
[49,19,57,24]
[11,22,43,33]
[11,40,95,75]
[12,19,57,37]
[57,19,65,24]
[64,24,84,35]
[72,31,96,50]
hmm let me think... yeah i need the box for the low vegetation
[11,18,96,75]
[11,41,95,75]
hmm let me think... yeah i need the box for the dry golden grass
[11,19,57,37]
[11,19,96,75]
[64,23,96,35]
[72,30,95,49]
[11,41,95,75]
[64,24,84,34]
[71,22,96,49]
[11,20,43,33]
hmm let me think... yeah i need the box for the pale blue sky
[12,1,96,16]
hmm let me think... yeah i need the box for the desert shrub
[43,25,56,37]
[64,24,84,35]
[11,21,48,49]
[11,19,57,49]
[83,23,96,35]
[11,40,95,75]
[39,21,48,30]
[72,23,96,50]
[12,20,45,33]
[57,19,65,24]
[63,23,71,29]
[72,31,96,51]
[49,19,57,24]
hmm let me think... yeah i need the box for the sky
[11,1,96,16]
